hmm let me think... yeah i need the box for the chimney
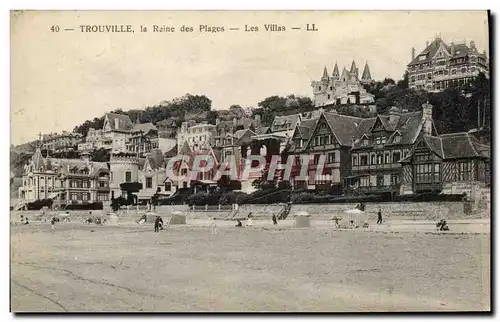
[411,47,415,60]
[422,102,433,136]
[114,118,119,130]
[426,41,429,47]
[451,42,455,55]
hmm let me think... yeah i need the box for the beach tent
[170,211,186,225]
[107,213,119,225]
[343,208,364,228]
[293,211,311,228]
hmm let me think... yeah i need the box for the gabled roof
[143,149,166,171]
[408,38,477,66]
[294,119,318,140]
[271,114,302,132]
[132,122,157,134]
[352,110,424,149]
[322,112,364,146]
[404,133,490,161]
[105,113,134,132]
[178,140,192,155]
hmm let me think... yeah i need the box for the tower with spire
[361,61,373,84]
[332,62,339,81]
[350,60,359,78]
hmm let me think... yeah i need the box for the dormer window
[394,135,401,143]
[362,139,369,146]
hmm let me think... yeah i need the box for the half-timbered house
[348,104,436,199]
[399,132,490,199]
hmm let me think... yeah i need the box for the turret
[332,62,339,80]
[321,66,329,81]
[361,61,372,82]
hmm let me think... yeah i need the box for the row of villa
[17,35,490,209]
[17,101,490,210]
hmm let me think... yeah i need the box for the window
[181,169,187,176]
[391,173,400,185]
[146,177,153,189]
[320,136,326,145]
[326,135,332,145]
[360,176,369,187]
[328,153,335,163]
[110,172,113,182]
[352,156,358,166]
[377,154,383,164]
[377,174,384,186]
[318,86,321,91]
[415,164,437,183]
[125,171,132,182]
[165,182,172,191]
[360,155,368,166]
[362,139,369,146]
[393,152,401,163]
[315,137,320,146]
[434,163,440,182]
[370,154,376,165]
[459,162,471,181]
[384,153,390,164]
[327,94,331,100]
[393,135,401,143]
[314,155,320,165]
[99,180,107,188]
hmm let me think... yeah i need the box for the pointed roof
[361,62,372,80]
[104,113,134,132]
[322,66,329,79]
[350,60,357,73]
[340,67,349,81]
[31,148,45,171]
[332,62,339,76]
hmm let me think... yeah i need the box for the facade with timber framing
[399,132,490,197]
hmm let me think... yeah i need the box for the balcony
[351,163,402,172]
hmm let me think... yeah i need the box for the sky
[10,10,489,145]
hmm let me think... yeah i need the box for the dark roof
[294,119,318,140]
[403,133,490,162]
[423,135,444,158]
[322,112,365,146]
[352,110,423,149]
[439,132,489,159]
[408,38,479,66]
[105,113,134,132]
[271,114,301,132]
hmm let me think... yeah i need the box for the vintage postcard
[10,10,491,312]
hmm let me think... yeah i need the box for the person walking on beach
[154,216,161,233]
[51,216,56,230]
[211,217,218,235]
[377,208,383,225]
[272,214,278,226]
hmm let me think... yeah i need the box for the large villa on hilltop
[311,60,375,107]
